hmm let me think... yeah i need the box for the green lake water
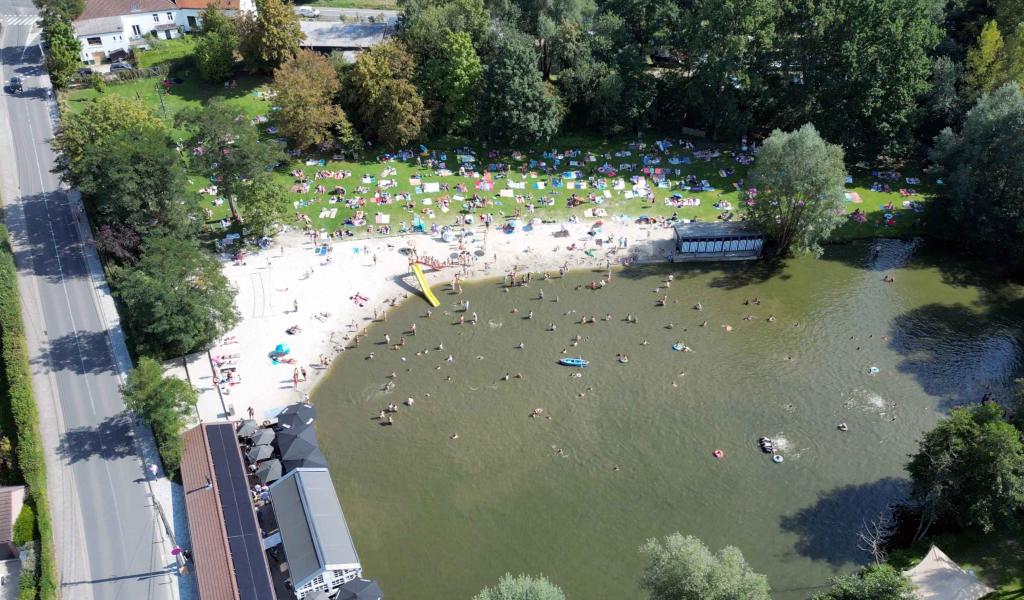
[313,240,1024,599]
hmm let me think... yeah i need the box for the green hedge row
[0,224,58,600]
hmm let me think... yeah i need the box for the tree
[907,402,1024,536]
[237,0,303,73]
[786,0,942,156]
[478,28,564,144]
[121,357,197,476]
[966,20,1007,95]
[1012,378,1024,431]
[110,237,240,359]
[75,126,195,240]
[928,83,1024,269]
[236,173,288,238]
[399,0,490,58]
[53,95,165,184]
[41,14,80,89]
[195,29,238,81]
[273,50,346,150]
[175,97,286,219]
[94,223,142,265]
[418,31,483,134]
[200,3,233,35]
[746,124,847,256]
[472,573,566,600]
[638,533,771,600]
[33,0,83,20]
[348,41,427,147]
[811,565,914,600]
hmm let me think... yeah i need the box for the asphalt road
[295,6,399,23]
[0,10,176,600]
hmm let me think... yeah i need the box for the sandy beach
[169,218,677,422]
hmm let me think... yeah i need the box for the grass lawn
[64,70,935,242]
[889,522,1024,598]
[135,36,198,69]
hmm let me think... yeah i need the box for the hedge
[0,224,58,600]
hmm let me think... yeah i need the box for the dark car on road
[109,62,132,72]
[7,76,22,93]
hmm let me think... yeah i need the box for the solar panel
[207,424,276,600]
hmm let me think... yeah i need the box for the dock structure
[672,221,765,262]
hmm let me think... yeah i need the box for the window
[132,24,141,35]
[166,11,172,20]
[152,13,159,21]
[86,36,101,45]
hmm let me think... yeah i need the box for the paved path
[296,6,399,22]
[0,8,186,600]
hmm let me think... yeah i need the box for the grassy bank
[0,223,57,600]
[65,71,934,243]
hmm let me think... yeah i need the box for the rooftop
[298,21,390,49]
[76,0,177,21]
[182,423,276,600]
[673,220,763,238]
[269,468,360,590]
[74,16,124,36]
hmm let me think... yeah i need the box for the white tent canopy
[904,546,995,600]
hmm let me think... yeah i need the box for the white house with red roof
[74,0,255,65]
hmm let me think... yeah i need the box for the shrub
[11,502,35,547]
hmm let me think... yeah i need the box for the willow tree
[747,124,847,256]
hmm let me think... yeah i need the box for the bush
[11,502,35,547]
[87,72,106,93]
[0,224,57,599]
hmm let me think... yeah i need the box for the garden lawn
[134,36,197,69]
[65,72,935,242]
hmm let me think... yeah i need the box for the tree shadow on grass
[58,413,135,464]
[779,477,909,567]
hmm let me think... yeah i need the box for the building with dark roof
[298,21,391,56]
[672,221,765,261]
[181,423,276,600]
[267,469,364,599]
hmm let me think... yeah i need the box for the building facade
[73,0,255,65]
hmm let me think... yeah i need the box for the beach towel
[500,189,514,197]
[423,182,440,193]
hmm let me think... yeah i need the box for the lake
[313,239,1023,599]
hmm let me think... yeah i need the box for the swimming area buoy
[772,454,784,463]
[713,449,724,459]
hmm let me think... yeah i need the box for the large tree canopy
[76,126,196,240]
[41,14,80,89]
[53,95,165,185]
[273,50,349,150]
[478,28,564,144]
[347,41,427,147]
[111,237,239,359]
[638,533,771,600]
[747,124,847,256]
[928,82,1024,269]
[417,31,483,135]
[237,0,303,72]
[121,357,196,476]
[907,401,1024,535]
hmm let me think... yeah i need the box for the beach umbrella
[337,579,383,600]
[250,428,276,446]
[236,419,258,438]
[282,448,328,472]
[276,426,320,461]
[276,403,316,431]
[246,444,274,463]
[255,459,282,485]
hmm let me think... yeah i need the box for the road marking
[0,15,39,26]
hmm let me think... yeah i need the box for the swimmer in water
[768,315,776,322]
[694,302,703,311]
[527,310,534,319]
[641,339,649,345]
[517,342,525,349]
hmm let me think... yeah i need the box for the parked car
[109,62,132,72]
[7,76,22,94]
[297,6,320,18]
[76,67,94,77]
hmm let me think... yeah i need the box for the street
[294,6,399,23]
[0,6,178,600]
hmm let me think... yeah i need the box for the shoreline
[173,219,677,422]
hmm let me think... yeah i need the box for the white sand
[174,219,677,422]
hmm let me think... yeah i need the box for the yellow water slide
[411,263,441,307]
